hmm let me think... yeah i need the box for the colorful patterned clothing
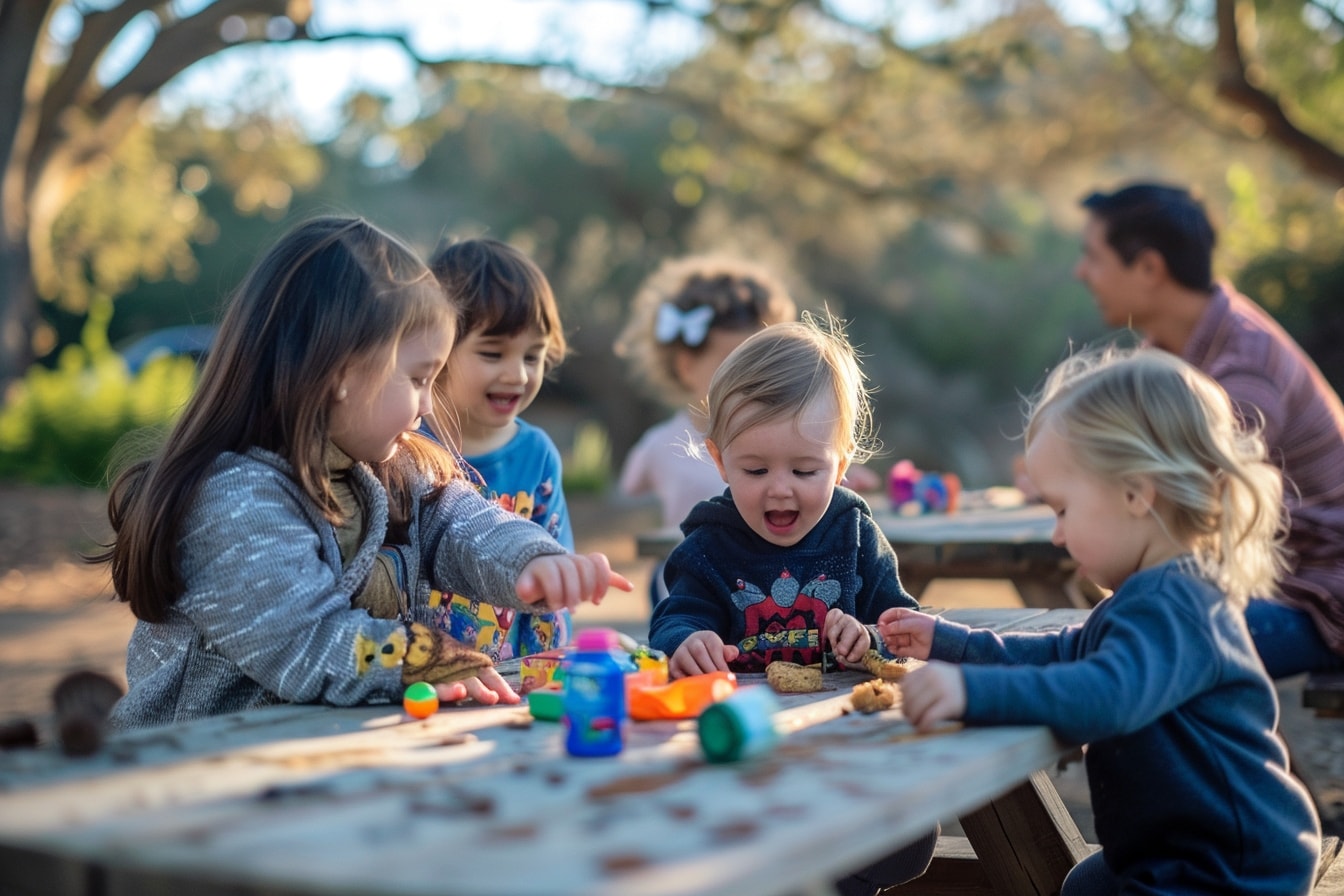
[649,487,918,671]
[424,419,572,661]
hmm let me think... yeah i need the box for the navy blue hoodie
[650,487,918,671]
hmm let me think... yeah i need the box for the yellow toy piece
[354,628,408,676]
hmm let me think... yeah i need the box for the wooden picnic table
[637,492,1091,610]
[0,607,1093,896]
[1304,671,1344,718]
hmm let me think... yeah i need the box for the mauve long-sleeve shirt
[1183,284,1344,655]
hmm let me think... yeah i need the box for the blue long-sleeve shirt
[928,558,1320,893]
[419,418,572,659]
[650,487,917,670]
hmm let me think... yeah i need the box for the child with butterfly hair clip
[615,255,799,532]
[879,347,1321,894]
[614,256,798,605]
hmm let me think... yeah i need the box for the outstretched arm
[515,551,633,611]
[877,606,937,660]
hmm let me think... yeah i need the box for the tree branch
[89,0,293,120]
[1120,12,1246,143]
[1212,0,1344,183]
[40,2,147,126]
[28,2,293,204]
[1304,0,1344,32]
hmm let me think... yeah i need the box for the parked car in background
[116,324,215,375]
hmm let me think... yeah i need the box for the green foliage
[563,421,613,496]
[30,2,1344,495]
[45,126,207,315]
[0,301,195,486]
[1240,250,1344,397]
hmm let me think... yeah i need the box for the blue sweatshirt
[650,487,918,671]
[928,558,1320,893]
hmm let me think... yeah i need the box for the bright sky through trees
[154,0,1114,138]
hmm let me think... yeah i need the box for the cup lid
[574,628,620,651]
[698,702,746,763]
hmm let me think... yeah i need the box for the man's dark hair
[1080,183,1216,292]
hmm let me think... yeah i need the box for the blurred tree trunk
[1209,0,1344,184]
[0,0,301,386]
[1120,0,1344,185]
[0,0,53,384]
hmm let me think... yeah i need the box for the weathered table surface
[0,607,1093,896]
[637,496,1088,609]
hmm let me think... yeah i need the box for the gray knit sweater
[110,447,566,729]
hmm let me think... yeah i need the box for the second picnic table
[637,492,1090,609]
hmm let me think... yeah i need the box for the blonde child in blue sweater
[880,348,1320,894]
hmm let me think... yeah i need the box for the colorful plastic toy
[888,459,919,508]
[628,670,737,721]
[563,628,626,756]
[402,681,439,719]
[630,645,669,685]
[527,685,565,721]
[519,648,569,695]
[914,472,949,512]
[699,685,782,763]
[890,459,962,514]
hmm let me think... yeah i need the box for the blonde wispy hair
[1024,347,1287,607]
[703,310,878,466]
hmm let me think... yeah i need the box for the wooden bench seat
[888,835,1340,895]
[1316,837,1344,896]
[1305,672,1344,718]
[888,835,991,895]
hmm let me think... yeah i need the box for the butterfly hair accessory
[654,303,716,348]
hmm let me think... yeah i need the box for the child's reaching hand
[434,667,520,706]
[515,552,634,612]
[898,662,966,732]
[824,607,871,666]
[669,631,740,678]
[877,607,936,660]
[403,623,520,705]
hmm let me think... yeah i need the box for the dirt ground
[2,482,1340,842]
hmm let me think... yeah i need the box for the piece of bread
[765,661,824,694]
[860,649,909,681]
[850,679,898,714]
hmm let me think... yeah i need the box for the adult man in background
[1074,181,1344,678]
